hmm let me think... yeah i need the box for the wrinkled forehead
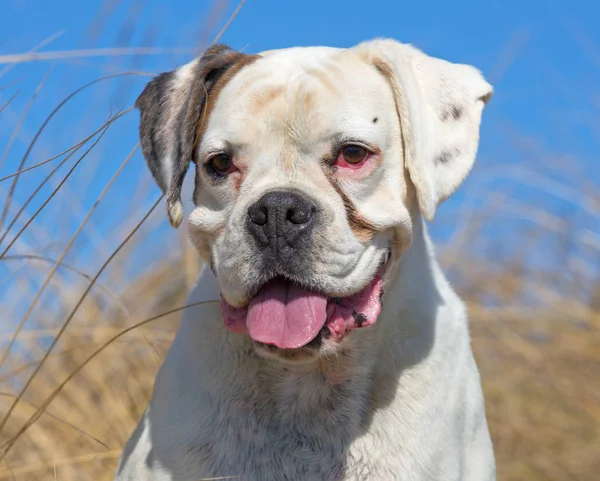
[202,46,395,146]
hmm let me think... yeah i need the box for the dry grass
[0,2,599,480]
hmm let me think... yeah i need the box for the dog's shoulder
[114,409,166,481]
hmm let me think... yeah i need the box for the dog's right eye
[340,145,369,165]
[208,153,234,176]
[332,143,372,170]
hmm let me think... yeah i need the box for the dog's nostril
[249,205,268,226]
[286,205,314,225]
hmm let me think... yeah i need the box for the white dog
[115,38,495,481]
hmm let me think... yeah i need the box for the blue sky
[0,0,598,280]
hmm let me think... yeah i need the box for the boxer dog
[115,38,495,480]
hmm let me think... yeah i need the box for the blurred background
[0,0,598,479]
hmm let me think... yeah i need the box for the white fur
[116,39,495,480]
[359,40,493,220]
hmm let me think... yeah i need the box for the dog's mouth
[220,256,388,350]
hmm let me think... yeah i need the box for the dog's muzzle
[216,189,388,351]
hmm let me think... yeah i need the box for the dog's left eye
[208,153,234,175]
[338,145,369,166]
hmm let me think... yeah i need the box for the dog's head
[136,39,492,362]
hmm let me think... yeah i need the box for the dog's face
[136,40,492,362]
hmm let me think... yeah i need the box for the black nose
[247,190,317,258]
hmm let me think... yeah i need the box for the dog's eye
[340,145,369,165]
[209,153,234,175]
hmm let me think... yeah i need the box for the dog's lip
[243,269,385,349]
[229,250,392,309]
[219,250,390,348]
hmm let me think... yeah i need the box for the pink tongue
[246,279,328,349]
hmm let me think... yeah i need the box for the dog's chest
[172,370,384,481]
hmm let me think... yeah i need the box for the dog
[114,38,495,481]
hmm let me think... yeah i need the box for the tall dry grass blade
[0,264,24,290]
[0,195,164,440]
[0,107,132,183]
[487,29,532,83]
[0,453,15,481]
[0,393,110,450]
[0,72,146,236]
[194,0,230,50]
[86,0,121,45]
[445,166,600,270]
[0,30,64,80]
[0,146,82,248]
[0,450,122,479]
[0,77,24,92]
[0,47,194,65]
[0,120,114,260]
[0,91,18,114]
[0,345,97,385]
[213,0,246,44]
[562,17,600,71]
[0,66,55,227]
[1,299,218,455]
[0,143,138,369]
[2,255,130,318]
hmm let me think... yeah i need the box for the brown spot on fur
[301,90,316,112]
[249,85,285,116]
[192,52,260,162]
[282,121,300,172]
[329,179,379,243]
[305,67,337,93]
[372,57,399,99]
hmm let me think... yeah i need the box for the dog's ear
[361,39,493,221]
[136,44,256,227]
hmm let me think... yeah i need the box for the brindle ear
[359,39,493,221]
[136,44,255,227]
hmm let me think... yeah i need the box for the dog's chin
[220,253,390,363]
[251,330,340,363]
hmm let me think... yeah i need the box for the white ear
[359,39,493,220]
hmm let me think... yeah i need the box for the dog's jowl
[115,38,495,481]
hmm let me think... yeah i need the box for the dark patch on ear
[373,117,378,123]
[135,71,175,194]
[440,104,462,122]
[434,149,459,165]
[135,44,258,227]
